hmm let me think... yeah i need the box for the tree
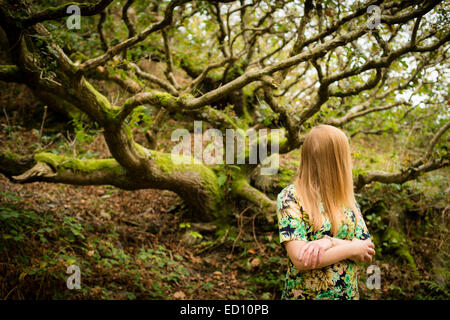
[0,0,448,223]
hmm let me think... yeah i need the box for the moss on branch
[150,150,223,206]
[0,151,34,177]
[79,78,121,122]
[34,152,125,175]
[0,65,22,82]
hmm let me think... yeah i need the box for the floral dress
[276,184,371,300]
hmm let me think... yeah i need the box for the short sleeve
[277,186,308,244]
[353,202,371,240]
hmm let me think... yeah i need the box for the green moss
[123,124,134,140]
[3,150,21,161]
[150,150,223,211]
[43,92,82,119]
[82,78,121,119]
[231,176,272,209]
[154,92,175,107]
[0,65,20,77]
[231,177,258,210]
[66,158,124,174]
[133,142,149,158]
[231,177,247,195]
[178,93,194,100]
[34,153,66,169]
[69,51,89,63]
[256,130,288,152]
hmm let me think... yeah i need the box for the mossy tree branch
[1,0,448,222]
[0,149,225,219]
[77,0,191,74]
[0,64,23,82]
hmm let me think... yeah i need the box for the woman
[277,124,375,300]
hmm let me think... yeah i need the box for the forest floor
[1,127,286,299]
[1,174,261,299]
[1,113,449,300]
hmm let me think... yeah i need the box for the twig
[3,107,11,128]
[252,212,264,254]
[39,105,47,140]
[230,206,250,254]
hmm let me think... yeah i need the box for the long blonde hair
[294,124,358,235]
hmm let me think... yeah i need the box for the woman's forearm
[289,242,356,271]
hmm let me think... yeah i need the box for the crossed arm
[284,237,375,271]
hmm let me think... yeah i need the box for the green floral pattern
[277,184,371,300]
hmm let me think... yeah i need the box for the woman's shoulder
[277,184,306,221]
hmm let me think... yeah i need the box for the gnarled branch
[21,0,114,28]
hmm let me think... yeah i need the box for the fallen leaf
[100,209,111,220]
[251,257,261,268]
[173,291,186,299]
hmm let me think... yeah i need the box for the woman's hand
[350,238,375,263]
[297,237,333,268]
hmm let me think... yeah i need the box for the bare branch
[210,2,230,58]
[162,28,181,90]
[145,109,168,149]
[122,0,137,38]
[274,63,310,97]
[325,31,450,85]
[350,128,393,138]
[355,154,449,190]
[329,68,383,98]
[98,10,108,51]
[326,100,409,126]
[381,0,443,25]
[21,0,114,28]
[299,0,384,51]
[262,85,300,148]
[184,27,368,109]
[77,0,190,74]
[410,16,422,47]
[92,66,142,93]
[275,0,313,84]
[129,62,178,95]
[412,120,450,167]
